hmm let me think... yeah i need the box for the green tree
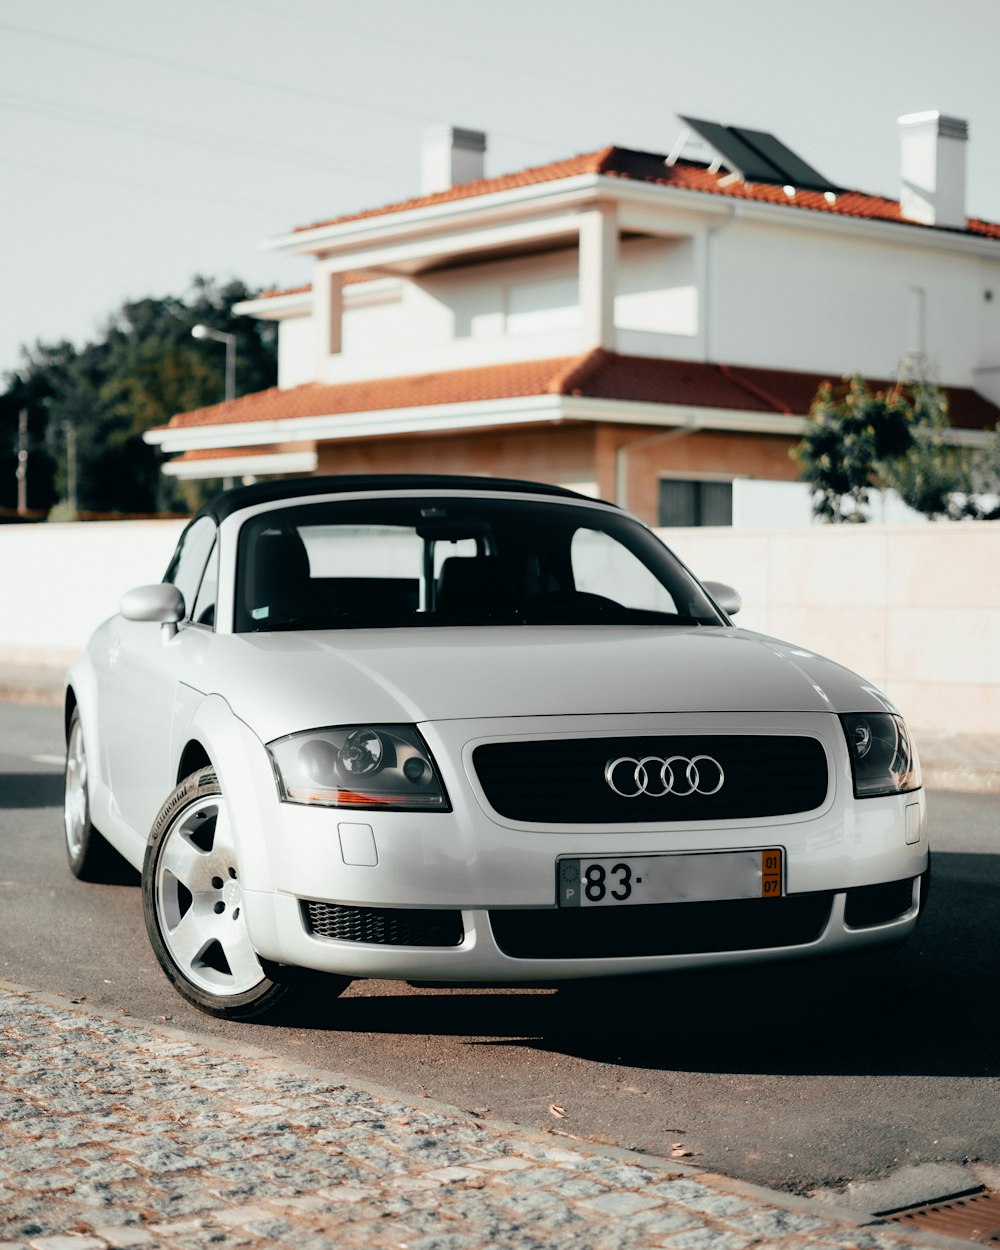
[876,381,963,519]
[0,349,63,514]
[0,276,277,515]
[965,426,1000,519]
[874,383,1000,521]
[792,376,922,522]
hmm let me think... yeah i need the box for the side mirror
[120,584,185,639]
[702,580,742,617]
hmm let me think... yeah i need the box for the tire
[64,709,122,882]
[142,766,291,1021]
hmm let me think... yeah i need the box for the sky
[3,0,1000,381]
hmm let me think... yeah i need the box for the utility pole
[63,422,78,515]
[16,409,28,514]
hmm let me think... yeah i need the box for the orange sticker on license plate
[761,848,783,898]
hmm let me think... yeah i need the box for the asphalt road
[2,702,998,1201]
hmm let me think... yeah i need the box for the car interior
[234,498,714,632]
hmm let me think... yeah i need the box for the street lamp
[16,409,28,515]
[191,324,236,402]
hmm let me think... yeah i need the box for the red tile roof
[291,147,1000,240]
[256,272,379,300]
[166,356,577,430]
[163,351,999,434]
[257,284,312,300]
[173,446,282,461]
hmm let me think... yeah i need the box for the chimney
[898,111,968,229]
[421,126,486,194]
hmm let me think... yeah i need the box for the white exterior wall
[315,250,585,383]
[976,278,1000,378]
[615,236,700,358]
[730,479,933,528]
[344,281,449,356]
[711,217,1000,381]
[277,209,1000,391]
[276,313,315,388]
[281,235,708,386]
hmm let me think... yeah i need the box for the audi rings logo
[604,754,725,798]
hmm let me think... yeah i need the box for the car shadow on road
[282,850,999,1080]
[1,771,65,809]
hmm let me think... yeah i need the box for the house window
[658,478,733,527]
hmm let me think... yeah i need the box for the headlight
[840,712,921,798]
[267,725,450,811]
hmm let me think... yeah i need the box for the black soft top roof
[194,474,602,525]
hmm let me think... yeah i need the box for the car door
[102,516,218,837]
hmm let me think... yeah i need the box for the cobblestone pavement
[0,985,942,1250]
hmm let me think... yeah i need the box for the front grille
[302,901,464,947]
[489,893,833,959]
[473,735,828,824]
[844,878,915,928]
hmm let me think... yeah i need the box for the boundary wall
[0,520,186,668]
[1,518,997,735]
[663,522,1000,736]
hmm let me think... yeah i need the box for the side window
[164,517,217,619]
[192,539,219,628]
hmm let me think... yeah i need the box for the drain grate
[879,1187,1000,1244]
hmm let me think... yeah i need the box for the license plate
[557,848,783,908]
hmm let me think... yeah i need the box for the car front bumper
[221,710,929,983]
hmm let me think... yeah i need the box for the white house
[145,113,1000,528]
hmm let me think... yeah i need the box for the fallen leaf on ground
[548,1103,568,1119]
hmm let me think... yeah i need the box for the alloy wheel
[154,793,265,997]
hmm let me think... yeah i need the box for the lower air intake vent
[302,901,464,947]
[844,878,915,928]
[489,893,833,960]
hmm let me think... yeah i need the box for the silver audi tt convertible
[64,475,929,1019]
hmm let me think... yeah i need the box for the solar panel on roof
[678,116,786,183]
[731,127,836,193]
[677,115,841,195]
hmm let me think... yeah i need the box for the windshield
[234,496,723,632]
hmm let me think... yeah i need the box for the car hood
[204,626,896,742]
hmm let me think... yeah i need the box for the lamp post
[63,421,78,515]
[16,409,27,515]
[191,324,236,402]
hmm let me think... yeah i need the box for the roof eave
[267,168,1000,263]
[265,175,607,257]
[163,450,319,480]
[610,177,1000,256]
[233,292,312,320]
[145,393,812,459]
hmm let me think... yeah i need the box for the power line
[0,153,296,216]
[230,0,663,129]
[0,89,413,185]
[0,14,600,165]
[0,18,447,127]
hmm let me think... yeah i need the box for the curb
[0,681,62,708]
[0,979,980,1250]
